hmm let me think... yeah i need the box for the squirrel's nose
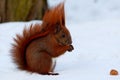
[66,39,72,45]
[68,37,72,44]
[69,40,72,44]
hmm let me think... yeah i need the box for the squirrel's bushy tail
[11,24,49,70]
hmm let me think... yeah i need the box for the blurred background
[0,0,48,22]
[0,0,120,23]
[48,0,120,24]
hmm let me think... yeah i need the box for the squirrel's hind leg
[26,51,53,75]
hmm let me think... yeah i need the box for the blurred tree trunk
[0,0,48,23]
[0,0,6,22]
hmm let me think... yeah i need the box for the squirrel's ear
[61,14,65,26]
[54,23,61,34]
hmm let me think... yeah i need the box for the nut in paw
[68,45,74,52]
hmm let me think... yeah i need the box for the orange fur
[11,3,74,75]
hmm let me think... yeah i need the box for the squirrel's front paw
[68,45,74,52]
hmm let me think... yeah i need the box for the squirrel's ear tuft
[60,2,65,26]
[42,2,65,30]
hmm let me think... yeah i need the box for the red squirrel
[11,3,74,75]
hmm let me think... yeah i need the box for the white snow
[0,0,120,80]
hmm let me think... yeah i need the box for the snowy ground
[0,0,120,80]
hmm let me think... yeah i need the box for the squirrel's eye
[62,33,65,38]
